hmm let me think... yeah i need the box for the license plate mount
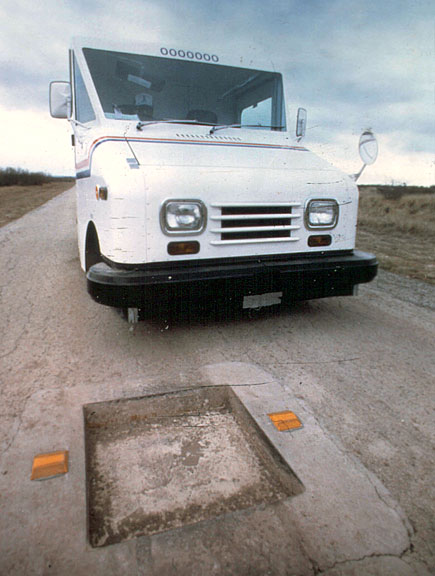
[243,291,283,309]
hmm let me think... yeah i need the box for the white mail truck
[50,37,378,317]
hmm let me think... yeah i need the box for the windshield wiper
[136,119,214,131]
[209,124,284,134]
[136,119,284,133]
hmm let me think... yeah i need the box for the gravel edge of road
[362,269,435,311]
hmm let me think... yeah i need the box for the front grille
[210,202,301,245]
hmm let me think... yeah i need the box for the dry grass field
[0,181,73,228]
[1,182,434,285]
[357,187,435,285]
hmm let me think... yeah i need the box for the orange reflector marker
[30,450,69,481]
[168,241,200,255]
[308,235,332,247]
[268,411,303,432]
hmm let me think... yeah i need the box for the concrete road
[1,189,434,575]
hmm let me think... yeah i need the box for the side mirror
[49,81,72,119]
[296,107,307,139]
[359,130,378,165]
[353,130,378,181]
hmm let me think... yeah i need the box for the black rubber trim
[87,250,378,308]
[101,249,353,271]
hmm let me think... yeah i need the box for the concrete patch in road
[84,386,302,547]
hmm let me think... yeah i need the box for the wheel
[85,223,102,272]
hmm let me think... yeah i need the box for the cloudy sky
[1,0,433,185]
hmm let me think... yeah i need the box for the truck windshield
[83,48,286,130]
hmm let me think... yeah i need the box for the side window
[241,97,272,128]
[73,56,95,123]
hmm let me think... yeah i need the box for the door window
[73,56,95,123]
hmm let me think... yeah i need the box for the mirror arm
[68,118,91,130]
[352,163,367,182]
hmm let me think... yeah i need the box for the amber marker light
[268,411,303,432]
[168,241,200,255]
[30,450,69,480]
[308,235,332,247]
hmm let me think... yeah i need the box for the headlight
[306,199,338,229]
[161,200,206,234]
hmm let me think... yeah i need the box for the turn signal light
[168,241,200,255]
[95,186,108,201]
[308,235,332,247]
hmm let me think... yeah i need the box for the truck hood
[124,125,346,182]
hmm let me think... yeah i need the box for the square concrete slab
[84,386,303,547]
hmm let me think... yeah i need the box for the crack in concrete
[282,386,414,538]
[263,357,361,366]
[289,529,318,576]
[400,541,433,574]
[278,385,417,573]
[341,446,415,542]
[0,391,34,458]
[142,382,277,400]
[372,482,414,539]
[0,284,35,360]
[214,325,270,370]
[271,337,362,368]
[315,549,414,574]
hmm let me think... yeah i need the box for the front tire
[85,223,102,272]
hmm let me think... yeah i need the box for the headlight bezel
[305,199,339,230]
[160,199,207,235]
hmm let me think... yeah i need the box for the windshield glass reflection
[83,48,286,130]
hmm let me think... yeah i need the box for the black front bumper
[87,250,378,308]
